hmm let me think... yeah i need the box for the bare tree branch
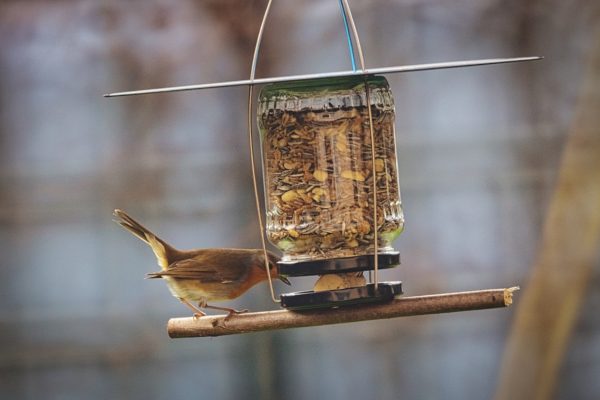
[167,287,518,338]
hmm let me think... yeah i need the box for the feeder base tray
[280,281,403,310]
[278,252,400,277]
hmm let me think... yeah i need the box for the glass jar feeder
[258,75,404,308]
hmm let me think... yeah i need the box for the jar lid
[260,74,388,94]
[257,75,394,113]
[278,252,400,277]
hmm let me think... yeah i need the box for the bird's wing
[147,258,249,283]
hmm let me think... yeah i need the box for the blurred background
[0,0,598,399]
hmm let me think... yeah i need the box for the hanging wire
[340,0,366,71]
[338,0,357,72]
[340,0,380,290]
[247,0,280,303]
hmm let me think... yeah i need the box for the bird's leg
[198,300,248,320]
[206,304,249,315]
[179,298,206,319]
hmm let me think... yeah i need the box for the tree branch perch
[167,287,519,338]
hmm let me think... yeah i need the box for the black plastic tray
[280,281,403,310]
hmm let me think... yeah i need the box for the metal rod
[365,81,380,289]
[250,0,273,80]
[340,0,380,288]
[247,0,280,303]
[167,287,520,338]
[104,57,542,97]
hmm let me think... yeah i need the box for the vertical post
[494,28,600,400]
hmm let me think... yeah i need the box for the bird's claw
[224,309,249,321]
[193,312,206,320]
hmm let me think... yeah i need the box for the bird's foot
[224,308,249,321]
[178,298,207,319]
[193,312,206,320]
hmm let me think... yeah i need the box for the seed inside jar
[259,77,404,261]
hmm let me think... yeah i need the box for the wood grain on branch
[167,287,518,338]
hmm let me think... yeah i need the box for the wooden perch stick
[167,287,518,338]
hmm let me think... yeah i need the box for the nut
[281,190,299,203]
[313,170,328,182]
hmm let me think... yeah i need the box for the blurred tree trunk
[494,27,600,400]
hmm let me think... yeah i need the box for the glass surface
[258,75,404,261]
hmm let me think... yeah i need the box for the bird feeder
[257,75,404,309]
[105,0,540,327]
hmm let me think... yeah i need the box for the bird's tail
[113,209,177,270]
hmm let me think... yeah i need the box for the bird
[113,209,290,317]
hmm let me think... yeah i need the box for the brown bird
[113,209,289,317]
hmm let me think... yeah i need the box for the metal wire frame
[338,0,381,289]
[247,0,386,301]
[247,0,278,302]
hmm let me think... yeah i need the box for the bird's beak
[279,275,291,286]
